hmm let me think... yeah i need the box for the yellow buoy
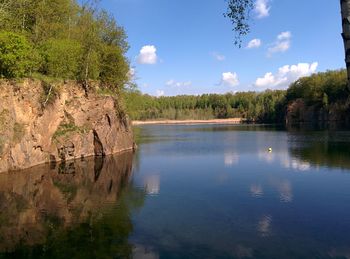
[268,147,272,152]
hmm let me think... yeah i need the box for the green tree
[0,31,39,78]
[99,45,129,90]
[40,39,82,78]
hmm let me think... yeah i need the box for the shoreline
[132,118,246,126]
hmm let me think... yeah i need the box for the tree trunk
[341,0,350,88]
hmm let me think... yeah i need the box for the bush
[0,31,39,78]
[99,45,129,90]
[40,39,83,79]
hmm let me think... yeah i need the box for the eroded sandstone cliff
[0,79,134,172]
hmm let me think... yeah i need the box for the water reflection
[133,244,159,259]
[257,215,272,237]
[0,152,146,258]
[274,179,293,203]
[250,184,263,198]
[289,138,350,170]
[144,174,160,195]
[224,151,239,166]
[130,124,350,258]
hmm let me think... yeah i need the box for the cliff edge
[0,79,134,173]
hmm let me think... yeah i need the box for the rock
[0,79,134,173]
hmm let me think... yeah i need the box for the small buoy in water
[268,147,272,152]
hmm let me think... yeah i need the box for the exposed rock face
[0,79,134,172]
[285,99,350,125]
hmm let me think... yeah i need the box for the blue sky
[101,0,344,96]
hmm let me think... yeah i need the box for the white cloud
[254,62,318,89]
[255,0,270,18]
[211,52,226,61]
[277,31,291,40]
[137,45,158,64]
[166,79,192,87]
[247,39,262,49]
[221,72,239,87]
[156,90,165,97]
[268,31,292,56]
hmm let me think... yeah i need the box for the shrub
[0,31,39,78]
[40,39,83,79]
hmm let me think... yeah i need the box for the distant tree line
[124,70,349,123]
[0,0,130,91]
[124,89,286,122]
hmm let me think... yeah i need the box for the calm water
[1,124,350,258]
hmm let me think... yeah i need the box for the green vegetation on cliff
[286,69,348,107]
[0,0,130,91]
[124,70,349,123]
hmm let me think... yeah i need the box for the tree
[99,45,129,90]
[40,38,82,79]
[341,0,350,88]
[226,0,350,88]
[0,31,39,78]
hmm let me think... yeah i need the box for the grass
[53,122,89,140]
[97,87,117,97]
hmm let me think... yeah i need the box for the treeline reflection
[0,152,146,258]
[288,130,350,170]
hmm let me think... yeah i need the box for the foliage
[0,31,39,78]
[40,39,82,78]
[40,81,60,107]
[286,70,349,106]
[124,89,286,122]
[225,0,254,47]
[0,0,131,92]
[99,45,129,90]
[53,122,88,139]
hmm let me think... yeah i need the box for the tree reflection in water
[0,152,146,259]
[288,129,350,170]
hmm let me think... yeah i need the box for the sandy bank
[132,118,245,125]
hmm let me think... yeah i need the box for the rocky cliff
[0,79,134,173]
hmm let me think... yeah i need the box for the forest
[124,70,349,122]
[0,0,130,91]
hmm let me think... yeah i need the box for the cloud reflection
[250,184,264,198]
[258,151,275,164]
[224,152,239,166]
[257,215,272,237]
[144,175,160,195]
[277,180,293,203]
[258,149,312,172]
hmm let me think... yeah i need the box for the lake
[1,124,350,258]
